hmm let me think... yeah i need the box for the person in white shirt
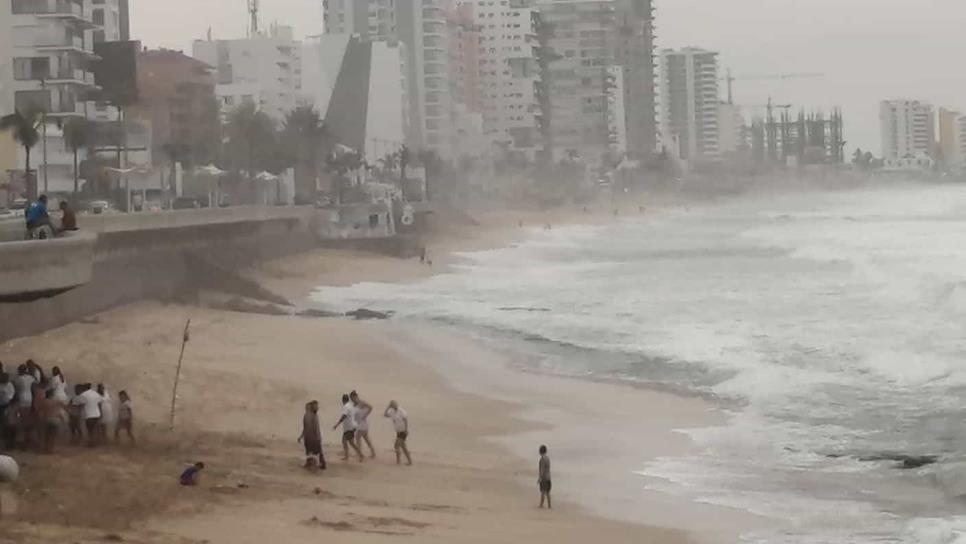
[332,393,364,462]
[350,391,376,459]
[0,372,15,447]
[13,365,35,409]
[50,366,69,404]
[97,384,115,442]
[78,384,103,447]
[384,400,412,465]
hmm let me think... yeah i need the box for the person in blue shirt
[24,195,50,231]
[179,462,205,486]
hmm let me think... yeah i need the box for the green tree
[282,105,327,202]
[0,110,42,199]
[62,117,90,194]
[225,101,279,179]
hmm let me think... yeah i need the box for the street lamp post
[41,77,48,194]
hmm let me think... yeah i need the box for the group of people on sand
[298,390,411,471]
[0,359,133,453]
[24,194,77,240]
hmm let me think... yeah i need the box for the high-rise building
[938,107,966,171]
[613,0,656,159]
[658,47,721,161]
[537,0,618,160]
[879,99,935,160]
[323,0,397,40]
[463,0,540,155]
[91,0,127,44]
[192,25,303,124]
[0,0,102,196]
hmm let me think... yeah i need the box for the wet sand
[0,202,767,543]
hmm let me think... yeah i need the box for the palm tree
[62,117,90,194]
[0,110,42,199]
[417,149,441,202]
[398,144,410,187]
[324,147,366,204]
[282,105,327,202]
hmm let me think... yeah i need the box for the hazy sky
[132,0,966,155]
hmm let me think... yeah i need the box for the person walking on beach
[298,400,325,470]
[538,445,552,509]
[78,383,103,447]
[115,390,135,444]
[350,391,376,459]
[333,394,363,462]
[384,400,411,465]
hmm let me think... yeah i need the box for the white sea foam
[313,184,966,542]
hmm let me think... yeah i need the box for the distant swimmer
[350,391,376,459]
[298,400,325,471]
[384,400,412,465]
[333,393,364,462]
[538,445,552,509]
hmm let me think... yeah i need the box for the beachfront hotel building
[0,0,103,195]
[191,24,303,125]
[657,46,721,161]
[879,99,936,161]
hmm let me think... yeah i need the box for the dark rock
[858,453,939,469]
[297,309,342,319]
[346,308,393,320]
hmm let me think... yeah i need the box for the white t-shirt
[341,402,357,432]
[14,374,35,407]
[79,389,103,419]
[386,407,408,433]
[51,375,69,403]
[0,382,14,406]
[100,391,115,424]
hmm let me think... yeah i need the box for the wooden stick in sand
[169,318,191,430]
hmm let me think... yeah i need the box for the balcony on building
[14,0,98,28]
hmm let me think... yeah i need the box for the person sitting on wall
[24,195,53,240]
[58,201,77,232]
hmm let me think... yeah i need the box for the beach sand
[0,204,767,543]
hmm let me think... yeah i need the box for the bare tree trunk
[25,147,34,200]
[72,149,79,194]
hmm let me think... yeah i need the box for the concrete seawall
[0,206,317,342]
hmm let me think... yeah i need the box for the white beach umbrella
[194,164,227,177]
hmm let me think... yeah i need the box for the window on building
[13,57,50,81]
[92,8,104,25]
[14,89,51,112]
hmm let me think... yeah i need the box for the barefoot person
[384,400,411,465]
[538,445,552,509]
[41,390,65,453]
[333,394,363,462]
[115,390,135,444]
[350,391,375,459]
[298,400,325,470]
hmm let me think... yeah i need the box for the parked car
[87,200,112,214]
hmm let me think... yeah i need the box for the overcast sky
[131,0,966,155]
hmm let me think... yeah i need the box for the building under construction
[748,107,845,166]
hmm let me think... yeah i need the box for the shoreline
[0,203,771,544]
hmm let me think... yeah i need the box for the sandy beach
[0,204,766,544]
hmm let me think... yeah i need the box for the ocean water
[312,184,966,543]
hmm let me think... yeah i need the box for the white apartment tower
[464,0,540,154]
[658,47,721,161]
[0,0,103,195]
[192,25,303,124]
[880,99,936,160]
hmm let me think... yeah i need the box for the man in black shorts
[333,394,363,462]
[383,400,412,465]
[538,445,552,509]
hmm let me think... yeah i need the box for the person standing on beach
[538,445,552,509]
[78,384,103,447]
[350,391,376,459]
[384,400,411,465]
[333,394,363,462]
[115,390,135,444]
[298,400,325,470]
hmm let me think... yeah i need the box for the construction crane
[722,69,824,104]
[248,0,259,36]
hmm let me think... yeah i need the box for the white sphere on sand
[0,456,19,482]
